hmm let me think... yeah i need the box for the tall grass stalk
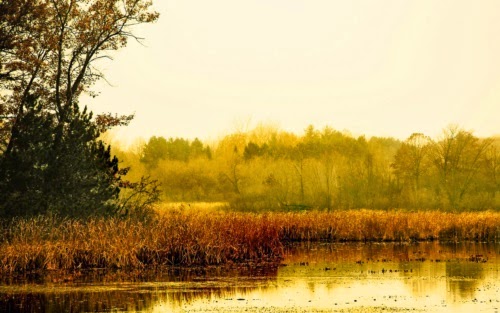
[1,208,499,274]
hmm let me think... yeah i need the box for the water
[1,242,499,312]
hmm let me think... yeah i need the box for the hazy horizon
[86,0,500,144]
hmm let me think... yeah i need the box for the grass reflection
[0,242,499,312]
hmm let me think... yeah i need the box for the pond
[1,242,499,312]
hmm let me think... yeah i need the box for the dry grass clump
[0,208,499,274]
[0,209,283,275]
[276,210,500,242]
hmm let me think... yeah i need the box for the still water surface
[1,242,499,312]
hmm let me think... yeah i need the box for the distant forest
[112,124,499,211]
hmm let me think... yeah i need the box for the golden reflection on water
[1,242,499,312]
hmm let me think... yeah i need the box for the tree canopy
[0,0,159,218]
[121,124,499,211]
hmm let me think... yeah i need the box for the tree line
[116,124,499,211]
[1,1,497,217]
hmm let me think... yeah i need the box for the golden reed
[0,209,499,274]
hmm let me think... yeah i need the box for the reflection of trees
[442,241,495,300]
[0,266,279,313]
[1,265,279,286]
[282,242,498,302]
[446,262,484,299]
[0,284,277,313]
[284,242,498,265]
[0,291,154,313]
[1,242,498,312]
[403,261,446,298]
[307,282,316,293]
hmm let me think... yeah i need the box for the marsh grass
[0,208,283,275]
[276,210,500,242]
[0,207,499,274]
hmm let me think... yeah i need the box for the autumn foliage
[115,124,499,211]
[0,0,159,218]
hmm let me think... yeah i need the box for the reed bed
[276,210,500,242]
[0,208,499,274]
[0,209,282,274]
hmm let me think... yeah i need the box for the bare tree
[431,126,493,209]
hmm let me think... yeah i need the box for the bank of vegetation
[115,124,499,212]
[1,1,499,278]
[1,207,499,275]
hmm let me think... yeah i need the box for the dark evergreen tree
[0,97,125,218]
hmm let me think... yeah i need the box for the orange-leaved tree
[0,0,159,217]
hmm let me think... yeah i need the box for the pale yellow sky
[86,0,500,143]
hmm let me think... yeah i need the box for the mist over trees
[117,125,499,211]
[1,2,497,217]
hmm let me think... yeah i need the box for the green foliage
[126,124,499,212]
[244,141,269,160]
[0,98,123,218]
[140,136,168,168]
[0,97,55,216]
[140,136,212,169]
[156,159,218,202]
[0,0,160,219]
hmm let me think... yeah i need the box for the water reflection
[0,242,499,312]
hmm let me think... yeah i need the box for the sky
[85,0,500,144]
